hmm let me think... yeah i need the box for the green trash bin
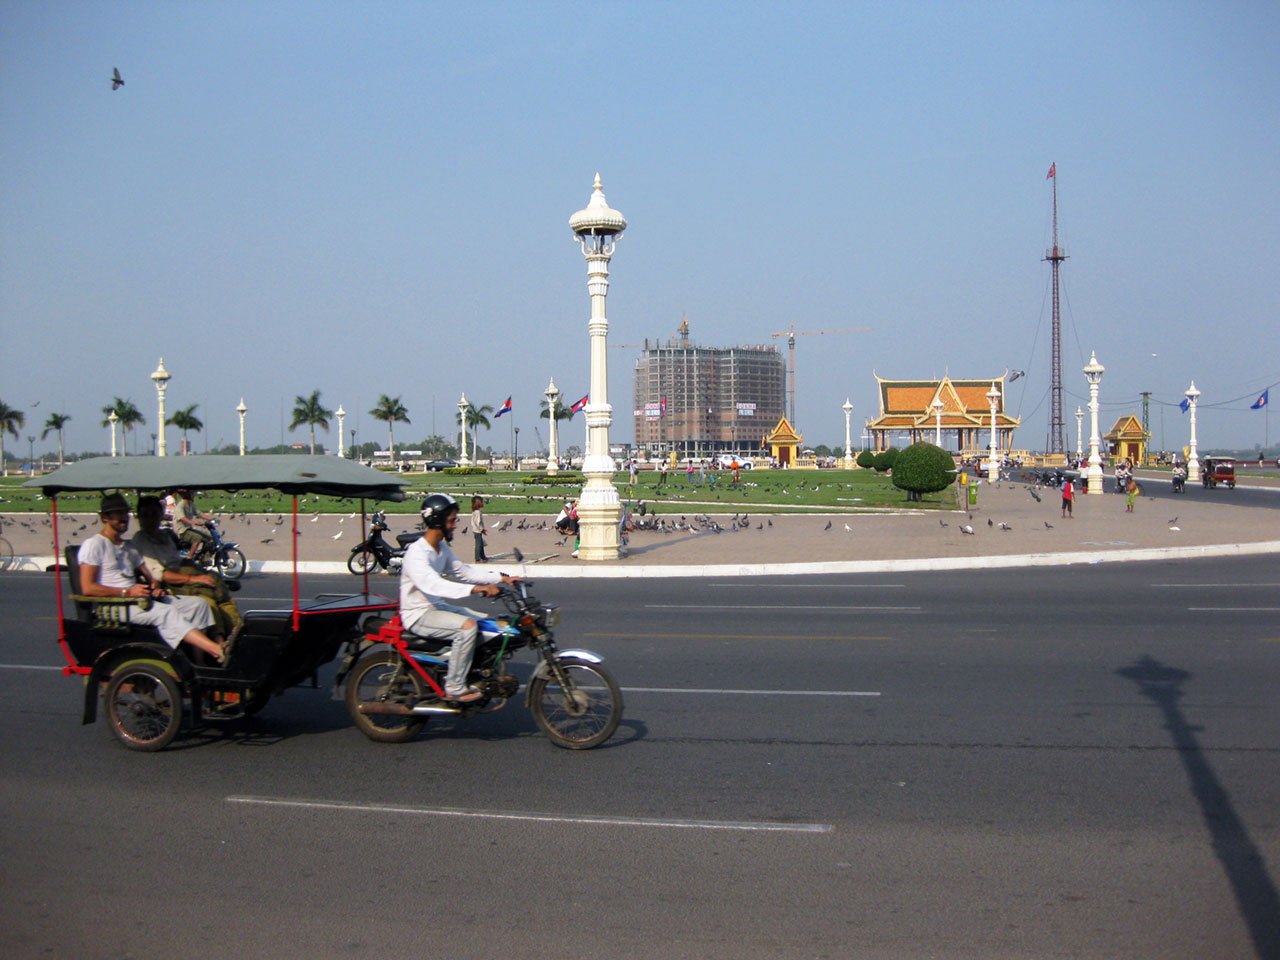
[968,484,978,507]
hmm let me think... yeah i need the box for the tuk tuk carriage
[1201,457,1236,489]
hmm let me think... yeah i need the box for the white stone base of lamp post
[576,478,621,559]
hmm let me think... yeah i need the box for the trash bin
[968,484,978,507]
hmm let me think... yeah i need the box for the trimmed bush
[521,474,584,486]
[891,442,957,501]
[873,448,898,472]
[442,466,487,476]
[856,450,876,469]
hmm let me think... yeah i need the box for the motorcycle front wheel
[216,547,247,580]
[347,549,379,575]
[529,659,623,750]
[345,652,428,743]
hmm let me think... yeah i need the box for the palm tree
[41,412,71,466]
[167,404,203,455]
[290,390,332,454]
[101,397,145,455]
[459,403,494,459]
[369,395,410,462]
[0,400,24,476]
[539,398,574,423]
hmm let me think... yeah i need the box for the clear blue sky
[3,0,1277,457]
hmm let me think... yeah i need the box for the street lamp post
[1185,382,1201,484]
[1083,352,1105,494]
[545,378,561,475]
[150,358,171,456]
[569,173,627,560]
[236,398,248,456]
[985,384,1001,480]
[932,396,943,447]
[458,393,470,466]
[1075,406,1084,461]
[350,429,357,460]
[842,399,854,468]
[108,410,119,457]
[27,435,35,477]
[514,426,520,466]
[336,406,346,458]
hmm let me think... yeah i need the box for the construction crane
[769,324,869,426]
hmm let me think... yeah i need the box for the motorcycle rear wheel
[104,662,183,752]
[217,547,247,580]
[529,659,623,750]
[345,652,428,743]
[347,549,379,575]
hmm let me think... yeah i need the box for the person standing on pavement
[1125,476,1140,512]
[470,495,488,563]
[1061,476,1074,518]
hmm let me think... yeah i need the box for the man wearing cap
[78,492,230,664]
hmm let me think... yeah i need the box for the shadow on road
[1117,654,1280,959]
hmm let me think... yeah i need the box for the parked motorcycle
[187,517,247,580]
[347,511,423,574]
[339,579,623,749]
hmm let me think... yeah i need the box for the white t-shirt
[78,533,142,589]
[399,536,499,630]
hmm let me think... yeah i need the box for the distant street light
[1075,406,1084,461]
[842,399,854,467]
[931,396,943,447]
[27,435,34,476]
[985,384,1001,480]
[336,406,346,458]
[236,398,248,456]
[1185,382,1201,484]
[108,410,119,457]
[545,378,561,475]
[150,358,171,457]
[514,426,520,466]
[458,393,470,466]
[1083,352,1105,494]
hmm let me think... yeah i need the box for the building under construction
[630,317,786,458]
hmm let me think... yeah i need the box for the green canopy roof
[26,455,408,501]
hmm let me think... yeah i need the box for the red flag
[494,396,512,418]
[1046,162,1056,179]
[570,394,589,413]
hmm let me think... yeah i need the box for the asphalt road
[2,560,1277,959]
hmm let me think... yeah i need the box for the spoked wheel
[347,549,379,576]
[529,659,623,750]
[104,662,184,751]
[216,547,247,580]
[345,652,429,743]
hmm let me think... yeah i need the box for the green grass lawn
[1,468,956,516]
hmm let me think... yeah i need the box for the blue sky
[2,0,1277,457]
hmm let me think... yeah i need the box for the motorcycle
[347,510,423,574]
[338,578,623,750]
[187,517,247,580]
[1171,469,1187,494]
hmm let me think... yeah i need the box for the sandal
[444,686,483,704]
[218,631,239,667]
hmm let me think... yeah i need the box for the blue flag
[1179,397,1190,413]
[1250,389,1269,410]
[494,396,512,418]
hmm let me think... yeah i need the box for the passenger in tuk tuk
[131,495,244,644]
[78,493,231,664]
[400,494,519,703]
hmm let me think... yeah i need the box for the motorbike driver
[399,494,519,703]
[172,487,214,559]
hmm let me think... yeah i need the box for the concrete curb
[11,539,1280,578]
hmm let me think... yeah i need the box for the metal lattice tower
[1043,164,1068,454]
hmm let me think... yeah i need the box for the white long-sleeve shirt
[399,535,500,630]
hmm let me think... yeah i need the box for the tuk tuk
[1201,457,1236,489]
[26,456,407,750]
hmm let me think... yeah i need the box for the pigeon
[331,531,343,540]
[260,537,274,544]
[111,67,124,90]
[1168,517,1178,525]
[999,522,1011,531]
[1044,521,1053,529]
[960,524,975,535]
[310,513,320,522]
[823,520,832,531]
[1029,488,1042,502]
[987,518,994,527]
[844,523,852,532]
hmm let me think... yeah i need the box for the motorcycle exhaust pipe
[357,702,461,717]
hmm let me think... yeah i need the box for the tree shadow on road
[1117,654,1280,959]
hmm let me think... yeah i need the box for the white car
[716,455,754,470]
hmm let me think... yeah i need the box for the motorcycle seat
[395,531,424,549]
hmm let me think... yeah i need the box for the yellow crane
[769,324,870,426]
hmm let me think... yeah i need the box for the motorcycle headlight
[541,605,561,629]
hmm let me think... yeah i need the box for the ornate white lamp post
[1075,406,1084,460]
[569,173,627,560]
[545,378,562,475]
[985,384,1001,480]
[150,358,171,456]
[458,393,471,466]
[932,397,943,447]
[1185,381,1201,484]
[108,409,119,457]
[336,406,346,458]
[236,398,248,456]
[1083,351,1105,494]
[842,399,854,468]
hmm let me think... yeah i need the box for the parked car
[715,455,754,470]
[424,458,459,472]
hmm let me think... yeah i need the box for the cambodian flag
[661,396,668,416]
[570,394,589,413]
[494,396,512,418]
[1251,389,1269,410]
[1179,397,1190,413]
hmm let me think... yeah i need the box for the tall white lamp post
[458,393,471,466]
[842,399,854,468]
[236,398,248,456]
[336,406,346,458]
[1083,351,1105,494]
[545,378,561,475]
[569,173,627,560]
[932,396,943,447]
[150,358,171,457]
[1185,382,1201,484]
[1075,406,1084,460]
[108,410,119,457]
[985,384,1001,480]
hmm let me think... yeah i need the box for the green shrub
[873,448,898,472]
[521,474,584,486]
[442,466,487,476]
[891,442,957,501]
[856,450,876,469]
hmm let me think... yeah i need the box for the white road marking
[227,796,832,834]
[0,664,64,671]
[708,583,906,589]
[623,686,880,697]
[1153,583,1280,588]
[645,603,920,612]
[1186,607,1280,612]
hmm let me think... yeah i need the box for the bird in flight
[111,67,124,90]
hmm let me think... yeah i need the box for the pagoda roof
[868,374,1020,430]
[764,416,803,444]
[1104,414,1145,441]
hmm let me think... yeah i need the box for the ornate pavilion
[866,374,1021,455]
